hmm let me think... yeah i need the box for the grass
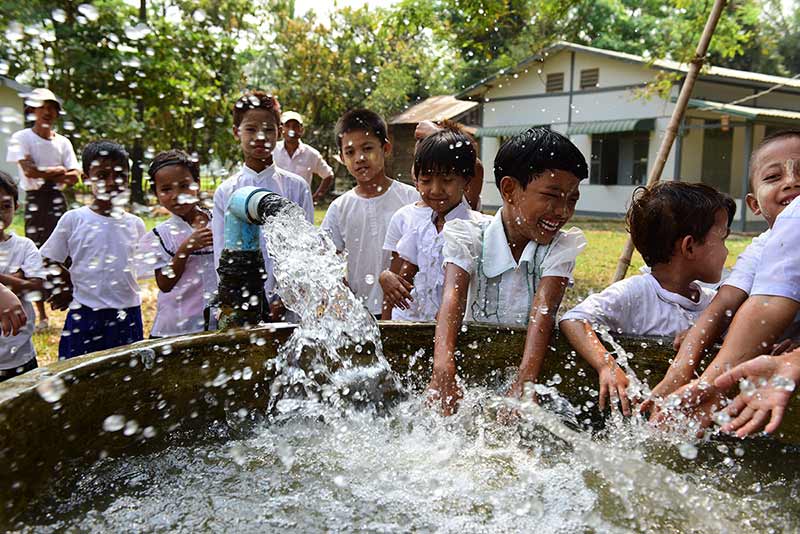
[27,210,755,366]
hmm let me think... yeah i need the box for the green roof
[566,118,655,135]
[474,124,543,138]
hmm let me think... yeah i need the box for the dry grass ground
[27,211,755,365]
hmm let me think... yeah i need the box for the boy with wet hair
[41,140,147,359]
[0,171,45,381]
[560,182,735,415]
[321,109,419,317]
[212,91,313,321]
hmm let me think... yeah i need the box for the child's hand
[598,364,631,416]
[379,270,413,310]
[0,284,26,336]
[426,367,462,416]
[181,227,213,253]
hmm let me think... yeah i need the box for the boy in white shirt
[0,171,45,381]
[138,150,217,337]
[41,140,146,359]
[212,92,314,322]
[321,109,419,317]
[273,111,335,204]
[5,88,80,330]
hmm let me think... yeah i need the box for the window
[546,72,564,93]
[590,131,650,185]
[580,68,599,89]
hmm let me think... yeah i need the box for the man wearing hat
[273,111,335,204]
[5,88,80,330]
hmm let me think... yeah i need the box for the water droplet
[143,426,157,439]
[124,22,151,40]
[103,414,126,432]
[678,442,698,460]
[193,117,205,129]
[123,419,139,436]
[193,9,207,22]
[36,375,66,403]
[77,4,99,22]
[333,475,346,487]
[52,9,66,23]
[364,274,375,285]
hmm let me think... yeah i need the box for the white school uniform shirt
[5,128,79,191]
[0,234,44,369]
[321,180,420,315]
[561,273,716,337]
[382,202,431,253]
[442,208,586,326]
[212,164,314,296]
[273,140,334,187]
[137,212,218,337]
[721,229,770,294]
[40,206,146,310]
[752,196,800,302]
[394,200,489,321]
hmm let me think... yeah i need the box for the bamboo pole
[611,0,729,283]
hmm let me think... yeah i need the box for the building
[0,76,30,178]
[388,95,479,183]
[458,41,800,230]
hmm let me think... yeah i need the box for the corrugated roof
[0,76,32,94]
[389,95,478,125]
[457,41,800,99]
[566,118,655,135]
[687,98,800,122]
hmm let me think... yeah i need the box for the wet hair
[0,171,18,208]
[81,140,129,176]
[749,129,800,187]
[232,91,281,128]
[413,130,476,180]
[335,109,388,151]
[147,149,200,192]
[494,127,588,189]
[627,181,736,266]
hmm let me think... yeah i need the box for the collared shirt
[752,196,800,302]
[722,229,770,294]
[212,164,314,296]
[393,200,488,321]
[273,140,334,187]
[442,208,586,325]
[383,202,432,253]
[5,128,79,191]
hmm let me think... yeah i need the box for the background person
[273,111,335,204]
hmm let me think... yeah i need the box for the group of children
[1,87,798,436]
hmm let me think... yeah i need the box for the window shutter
[546,72,564,93]
[580,68,599,89]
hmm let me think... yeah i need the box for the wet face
[748,136,800,227]
[0,191,15,234]
[153,165,199,218]
[693,208,730,284]
[283,119,303,143]
[340,128,389,184]
[416,172,466,216]
[502,170,580,245]
[235,108,280,163]
[32,101,59,129]
[88,157,129,202]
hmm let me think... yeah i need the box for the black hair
[335,109,388,151]
[413,130,476,180]
[81,140,129,175]
[148,149,201,192]
[494,127,588,189]
[232,90,281,128]
[0,171,18,208]
[749,129,800,181]
[627,181,736,267]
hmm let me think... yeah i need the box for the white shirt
[321,180,420,314]
[752,196,800,302]
[273,141,334,187]
[5,128,79,191]
[0,234,44,368]
[722,230,770,294]
[561,273,716,337]
[442,208,586,325]
[382,202,431,253]
[394,201,488,321]
[40,206,146,310]
[212,164,314,296]
[137,213,218,337]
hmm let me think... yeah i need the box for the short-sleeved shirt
[40,206,146,310]
[0,233,44,369]
[722,230,770,294]
[212,164,314,296]
[137,212,218,337]
[394,200,488,321]
[5,128,79,191]
[382,202,431,253]
[442,208,586,325]
[273,141,334,187]
[321,180,420,315]
[561,273,716,337]
[752,196,800,302]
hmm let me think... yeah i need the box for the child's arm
[155,227,213,293]
[560,319,631,415]
[0,271,43,296]
[507,276,569,400]
[379,253,417,319]
[18,156,79,186]
[426,263,470,415]
[0,283,26,336]
[45,261,72,311]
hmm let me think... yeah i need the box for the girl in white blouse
[427,128,587,415]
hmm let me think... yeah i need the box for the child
[649,130,800,413]
[5,88,80,331]
[321,109,419,317]
[380,129,486,320]
[212,91,313,321]
[560,182,735,415]
[427,127,587,415]
[137,149,217,337]
[41,140,146,359]
[0,171,45,381]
